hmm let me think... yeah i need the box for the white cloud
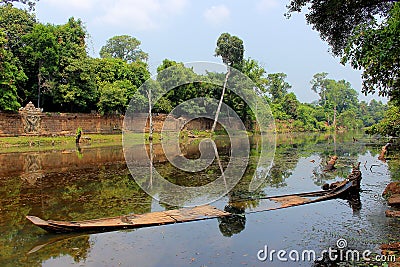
[95,0,188,31]
[257,0,279,12]
[204,5,230,26]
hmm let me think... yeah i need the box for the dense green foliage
[266,73,291,102]
[343,2,400,102]
[366,103,400,137]
[214,32,244,69]
[100,35,148,63]
[269,72,386,132]
[286,0,394,57]
[0,5,150,113]
[0,30,26,110]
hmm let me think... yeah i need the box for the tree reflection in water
[0,132,399,266]
[218,205,246,237]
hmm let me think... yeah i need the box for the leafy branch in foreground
[0,0,39,11]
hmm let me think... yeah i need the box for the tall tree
[0,30,26,110]
[310,72,329,106]
[21,23,59,108]
[266,73,291,102]
[100,35,148,63]
[157,59,199,109]
[241,57,268,93]
[311,73,359,128]
[0,5,36,103]
[19,18,91,111]
[282,92,299,119]
[53,58,97,112]
[212,33,244,132]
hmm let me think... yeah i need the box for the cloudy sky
[34,0,385,103]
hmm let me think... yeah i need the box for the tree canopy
[212,32,245,131]
[343,2,400,102]
[0,30,26,110]
[0,5,151,113]
[286,0,398,134]
[100,35,148,63]
[0,0,38,11]
[286,0,394,57]
[266,73,292,102]
[215,32,244,69]
[286,0,399,104]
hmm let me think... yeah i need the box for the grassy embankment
[0,134,123,153]
[0,130,227,153]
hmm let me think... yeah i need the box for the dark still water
[0,132,399,266]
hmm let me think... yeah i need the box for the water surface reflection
[0,132,398,266]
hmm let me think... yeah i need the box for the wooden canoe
[26,205,231,234]
[247,162,362,212]
[27,163,362,234]
[26,179,358,234]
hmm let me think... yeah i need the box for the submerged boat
[26,163,362,234]
[26,205,230,234]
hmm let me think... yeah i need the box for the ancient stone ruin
[19,101,42,134]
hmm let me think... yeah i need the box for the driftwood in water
[378,143,391,162]
[322,162,361,190]
[346,162,362,190]
[386,210,400,217]
[380,242,400,252]
[383,182,400,197]
[324,156,338,171]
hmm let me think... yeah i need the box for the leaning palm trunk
[211,66,231,133]
[210,66,231,190]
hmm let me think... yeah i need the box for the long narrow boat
[26,205,230,234]
[26,163,362,234]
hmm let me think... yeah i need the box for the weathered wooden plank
[270,196,310,208]
[165,205,230,222]
[123,212,177,226]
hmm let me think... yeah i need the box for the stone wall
[40,113,124,135]
[0,112,24,136]
[0,111,124,137]
[0,102,125,136]
[0,102,239,137]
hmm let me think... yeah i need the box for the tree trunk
[378,143,391,162]
[333,106,337,129]
[211,66,231,133]
[37,61,42,108]
[324,155,338,171]
[147,87,153,140]
[149,139,153,189]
